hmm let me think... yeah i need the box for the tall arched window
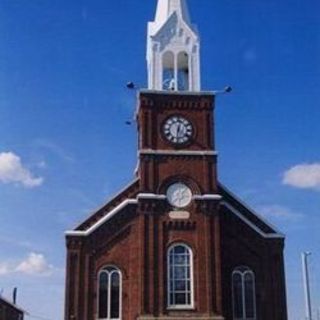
[98,266,121,320]
[177,52,189,91]
[167,243,194,309]
[162,51,175,90]
[232,267,256,320]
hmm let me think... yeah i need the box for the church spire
[154,0,191,28]
[147,0,201,92]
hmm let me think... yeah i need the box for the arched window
[167,243,194,309]
[162,51,175,90]
[98,266,121,320]
[177,52,189,91]
[232,267,256,320]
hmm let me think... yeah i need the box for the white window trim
[232,267,256,320]
[167,243,195,310]
[97,266,122,320]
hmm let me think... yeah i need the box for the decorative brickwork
[65,91,287,320]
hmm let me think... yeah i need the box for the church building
[65,1,288,319]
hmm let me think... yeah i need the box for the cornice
[66,193,222,237]
[221,201,285,239]
[139,89,214,96]
[139,149,218,157]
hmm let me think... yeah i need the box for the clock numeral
[163,116,193,144]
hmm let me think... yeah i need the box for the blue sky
[0,0,319,319]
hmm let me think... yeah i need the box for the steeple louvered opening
[147,0,200,92]
[177,51,189,91]
[162,51,175,90]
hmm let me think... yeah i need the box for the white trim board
[139,149,218,156]
[0,296,28,315]
[66,199,138,237]
[137,193,167,200]
[66,193,222,237]
[193,194,222,200]
[71,178,139,231]
[219,183,284,236]
[221,201,285,239]
[66,195,284,239]
[139,89,215,97]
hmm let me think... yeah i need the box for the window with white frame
[167,243,194,309]
[98,266,121,320]
[232,266,256,320]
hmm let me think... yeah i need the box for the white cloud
[0,253,54,277]
[16,253,53,276]
[0,152,43,188]
[37,161,47,169]
[0,263,10,276]
[258,205,304,221]
[283,163,320,190]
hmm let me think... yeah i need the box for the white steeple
[154,0,191,28]
[147,0,201,92]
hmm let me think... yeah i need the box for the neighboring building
[0,296,25,320]
[65,1,288,320]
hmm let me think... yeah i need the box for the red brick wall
[64,92,287,320]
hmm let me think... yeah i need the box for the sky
[0,0,319,319]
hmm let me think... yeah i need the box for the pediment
[218,182,284,239]
[68,179,140,234]
[152,12,198,52]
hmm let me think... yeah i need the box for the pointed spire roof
[154,0,191,28]
[147,0,201,91]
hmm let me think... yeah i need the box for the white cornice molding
[66,195,284,239]
[219,182,284,236]
[0,296,28,315]
[66,199,138,237]
[221,201,285,239]
[139,89,214,96]
[71,178,139,231]
[193,194,222,200]
[137,193,167,200]
[139,149,218,156]
[66,192,222,237]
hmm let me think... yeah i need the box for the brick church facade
[65,1,288,320]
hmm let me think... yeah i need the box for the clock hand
[173,189,184,205]
[177,123,183,137]
[172,124,178,138]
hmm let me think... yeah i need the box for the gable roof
[218,183,285,239]
[0,296,28,315]
[65,177,284,239]
[72,179,140,233]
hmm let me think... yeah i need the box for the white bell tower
[147,0,201,92]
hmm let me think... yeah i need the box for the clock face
[163,116,193,144]
[166,183,193,208]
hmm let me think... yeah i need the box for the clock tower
[65,1,288,320]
